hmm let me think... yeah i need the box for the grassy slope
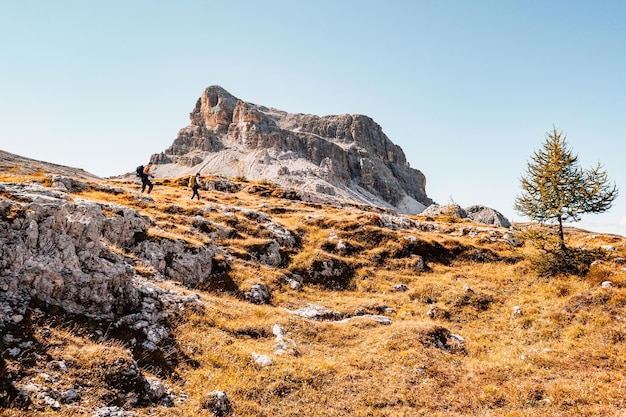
[1,172,625,417]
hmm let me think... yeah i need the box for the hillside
[1,155,625,417]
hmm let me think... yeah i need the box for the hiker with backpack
[137,162,154,194]
[189,172,201,200]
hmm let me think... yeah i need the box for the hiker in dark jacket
[190,172,201,200]
[141,162,154,194]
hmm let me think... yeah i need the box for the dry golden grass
[0,170,53,186]
[2,173,626,416]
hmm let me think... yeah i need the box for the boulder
[464,205,511,228]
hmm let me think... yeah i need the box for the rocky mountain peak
[151,85,433,213]
[190,85,240,131]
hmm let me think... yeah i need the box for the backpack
[188,175,196,188]
[136,165,144,177]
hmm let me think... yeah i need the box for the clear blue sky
[2,1,625,235]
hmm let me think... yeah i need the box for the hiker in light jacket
[190,172,201,200]
[141,162,154,194]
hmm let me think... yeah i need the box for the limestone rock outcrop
[0,182,227,346]
[151,85,433,214]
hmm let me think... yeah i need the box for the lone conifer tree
[514,127,618,251]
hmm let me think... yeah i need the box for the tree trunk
[557,215,567,252]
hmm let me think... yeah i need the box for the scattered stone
[7,348,20,358]
[601,281,613,288]
[91,406,136,417]
[393,284,408,292]
[191,217,230,239]
[39,372,53,383]
[246,284,271,304]
[18,341,32,349]
[145,377,166,402]
[22,383,40,394]
[160,391,176,407]
[513,306,522,316]
[378,213,415,230]
[284,274,303,290]
[272,324,285,340]
[201,390,233,416]
[252,352,273,367]
[289,304,341,321]
[57,360,69,372]
[272,324,298,355]
[60,388,80,404]
[44,395,61,410]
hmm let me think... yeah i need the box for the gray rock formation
[150,85,433,214]
[0,182,227,345]
[464,205,512,228]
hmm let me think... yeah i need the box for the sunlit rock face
[151,85,433,213]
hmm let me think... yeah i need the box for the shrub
[520,224,606,277]
[529,246,605,277]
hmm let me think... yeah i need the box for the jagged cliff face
[151,86,433,213]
